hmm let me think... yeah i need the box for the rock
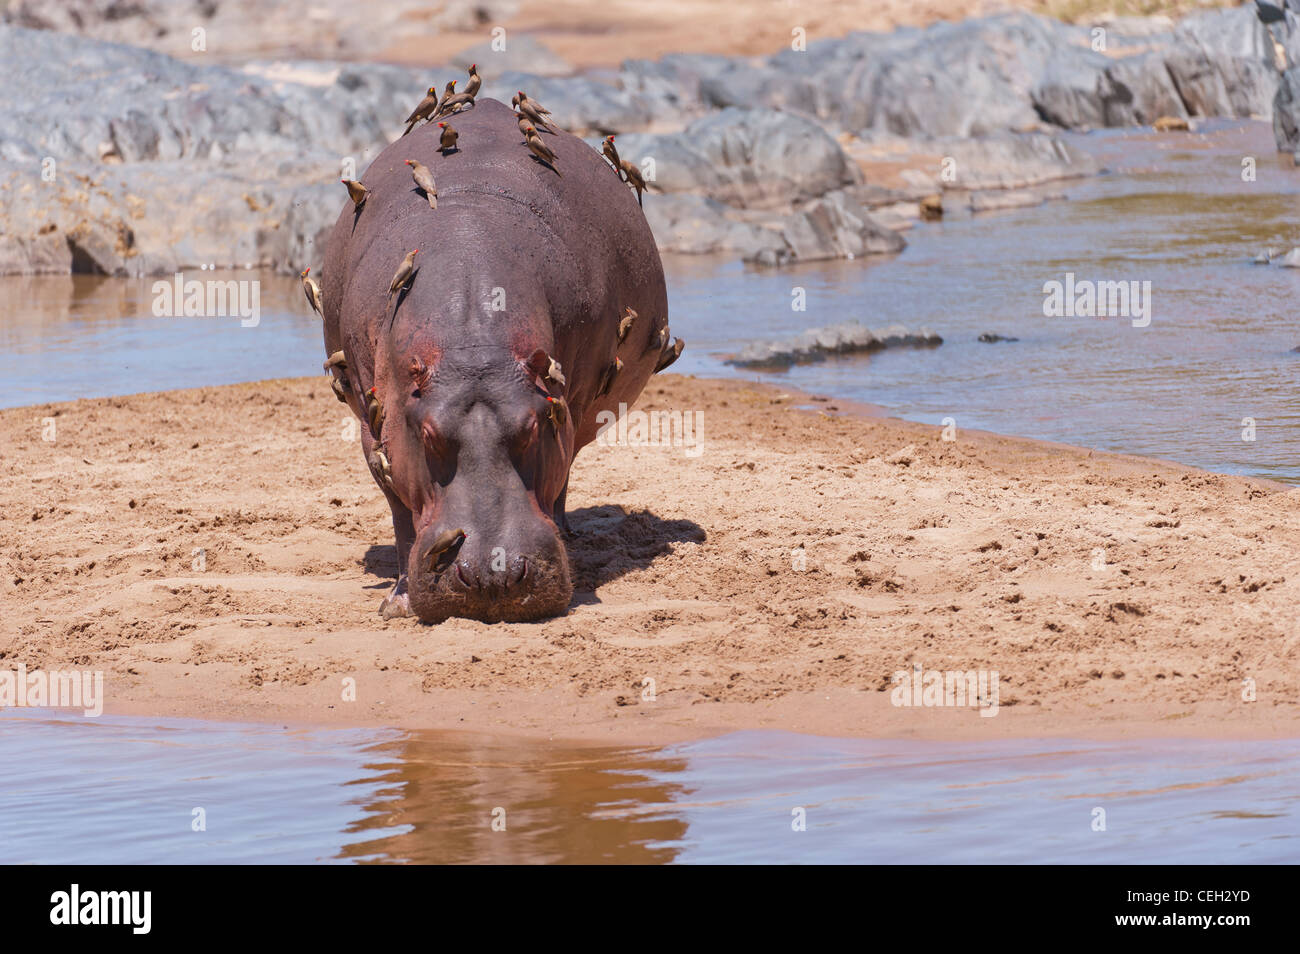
[618,54,735,120]
[1280,248,1300,267]
[1033,6,1295,129]
[1275,66,1300,155]
[640,194,776,257]
[452,36,572,77]
[0,157,338,277]
[927,133,1098,190]
[0,226,73,274]
[727,322,942,370]
[0,27,433,164]
[642,190,903,266]
[484,72,653,135]
[1153,115,1191,131]
[762,191,906,265]
[613,108,859,208]
[1,0,517,63]
[969,190,1047,212]
[978,333,1020,343]
[920,194,943,220]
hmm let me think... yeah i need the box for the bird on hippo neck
[464,63,481,98]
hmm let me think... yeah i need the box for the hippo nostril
[456,563,472,589]
[514,558,528,585]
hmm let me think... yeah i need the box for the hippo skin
[320,98,668,623]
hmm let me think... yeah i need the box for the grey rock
[641,194,776,257]
[969,191,1046,213]
[978,333,1020,343]
[727,322,942,370]
[614,108,858,208]
[482,72,653,135]
[1275,67,1300,154]
[452,36,572,78]
[0,157,339,277]
[1280,247,1300,267]
[0,27,430,163]
[1,0,519,63]
[752,190,905,266]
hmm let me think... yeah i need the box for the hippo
[320,97,672,623]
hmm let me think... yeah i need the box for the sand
[3,373,1298,743]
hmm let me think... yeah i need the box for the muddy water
[2,119,1297,480]
[1,712,1296,863]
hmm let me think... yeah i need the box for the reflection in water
[339,736,690,864]
[1,712,1297,864]
[0,271,318,408]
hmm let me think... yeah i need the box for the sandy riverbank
[3,374,1298,743]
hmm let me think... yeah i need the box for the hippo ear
[521,348,549,382]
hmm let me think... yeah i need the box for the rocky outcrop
[2,2,1296,278]
[1,0,521,63]
[1275,67,1300,158]
[727,322,942,370]
[657,8,1300,137]
[610,108,860,208]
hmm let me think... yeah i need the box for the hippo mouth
[405,530,573,624]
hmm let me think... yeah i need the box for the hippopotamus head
[378,340,573,623]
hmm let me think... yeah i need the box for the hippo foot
[379,575,412,619]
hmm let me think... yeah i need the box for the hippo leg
[379,496,416,618]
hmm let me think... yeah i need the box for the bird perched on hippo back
[437,122,459,154]
[402,86,440,137]
[319,98,669,624]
